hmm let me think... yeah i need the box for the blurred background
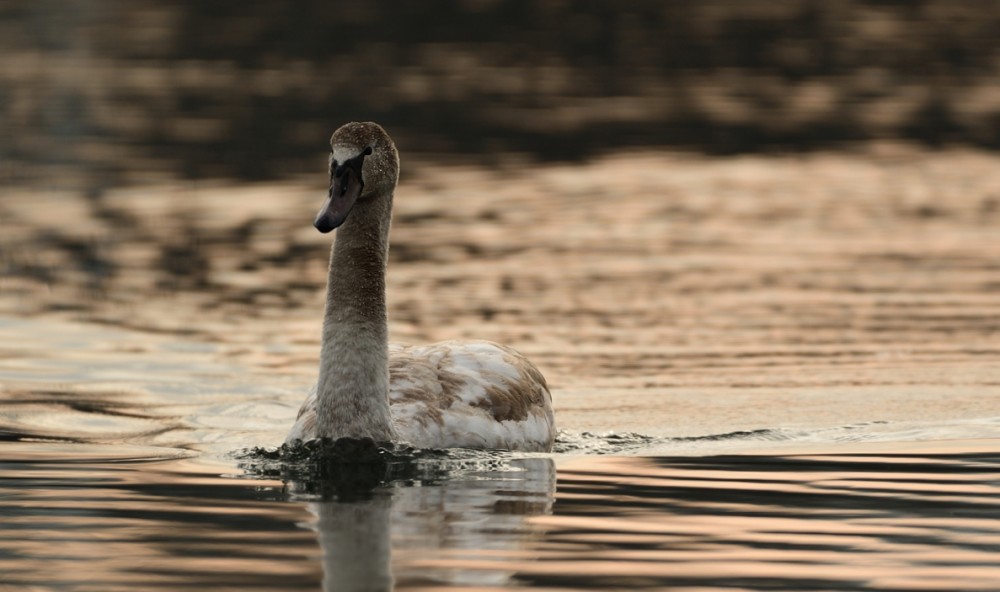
[3,0,1000,187]
[2,0,1000,390]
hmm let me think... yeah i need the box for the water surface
[3,435,999,591]
[3,152,1000,590]
[2,316,999,591]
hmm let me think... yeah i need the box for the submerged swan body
[286,122,555,452]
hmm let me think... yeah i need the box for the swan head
[314,121,400,233]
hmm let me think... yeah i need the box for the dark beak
[314,154,367,233]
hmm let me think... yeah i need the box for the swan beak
[315,167,364,233]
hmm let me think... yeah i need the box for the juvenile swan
[286,122,555,451]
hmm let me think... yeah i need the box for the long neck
[315,194,397,442]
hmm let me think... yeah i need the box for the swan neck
[316,194,396,441]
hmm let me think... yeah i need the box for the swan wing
[388,341,555,451]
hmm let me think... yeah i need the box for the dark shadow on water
[235,436,533,501]
[5,1,1000,186]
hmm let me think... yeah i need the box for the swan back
[388,341,555,451]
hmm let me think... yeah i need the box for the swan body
[289,341,554,451]
[286,122,555,452]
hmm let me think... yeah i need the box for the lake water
[2,322,999,592]
[3,151,1000,590]
[3,317,998,592]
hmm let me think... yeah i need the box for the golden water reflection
[3,441,997,591]
[514,448,1000,590]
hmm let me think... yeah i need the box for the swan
[286,122,555,452]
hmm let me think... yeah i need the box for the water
[3,434,999,590]
[0,443,552,591]
[5,2,1000,187]
[4,151,1000,589]
[2,316,999,591]
[5,3,1000,588]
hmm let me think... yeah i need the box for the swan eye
[363,146,373,156]
[329,157,338,175]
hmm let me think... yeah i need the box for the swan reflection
[291,456,555,591]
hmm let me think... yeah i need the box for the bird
[285,122,555,452]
